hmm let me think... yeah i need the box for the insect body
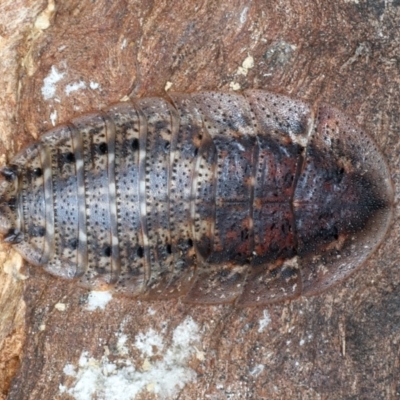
[0,91,394,305]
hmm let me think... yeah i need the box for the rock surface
[0,0,399,399]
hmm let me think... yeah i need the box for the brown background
[0,0,399,399]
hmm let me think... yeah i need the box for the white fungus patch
[86,291,113,311]
[41,66,65,100]
[63,363,76,376]
[134,328,164,357]
[258,309,271,333]
[60,317,201,400]
[116,334,129,356]
[65,80,87,96]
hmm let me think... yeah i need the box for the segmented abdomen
[2,91,393,305]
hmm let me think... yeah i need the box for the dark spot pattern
[0,91,393,306]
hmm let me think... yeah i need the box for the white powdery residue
[137,316,201,398]
[64,363,76,377]
[61,317,201,400]
[258,309,271,333]
[86,291,113,311]
[171,316,200,350]
[121,38,127,49]
[89,81,100,90]
[134,328,164,357]
[117,334,129,356]
[147,307,156,316]
[50,110,57,126]
[59,384,67,393]
[65,80,87,96]
[41,66,65,100]
[102,362,117,376]
[68,364,101,399]
[78,352,89,367]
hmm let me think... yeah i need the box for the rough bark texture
[0,0,399,399]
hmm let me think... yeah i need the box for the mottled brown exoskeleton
[0,91,394,305]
